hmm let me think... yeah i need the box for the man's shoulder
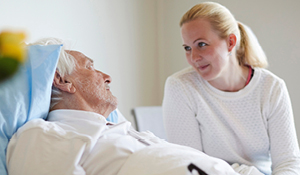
[16,119,48,132]
[14,119,64,138]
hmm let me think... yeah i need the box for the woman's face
[181,18,230,82]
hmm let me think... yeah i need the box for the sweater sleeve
[162,77,203,151]
[6,119,87,175]
[267,81,300,175]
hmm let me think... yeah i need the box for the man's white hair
[28,38,76,109]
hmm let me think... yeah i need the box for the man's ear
[227,33,237,52]
[53,71,76,94]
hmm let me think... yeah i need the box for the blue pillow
[0,44,62,175]
[107,110,118,123]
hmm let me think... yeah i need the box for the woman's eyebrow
[193,38,204,44]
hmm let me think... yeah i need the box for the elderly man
[5,39,260,175]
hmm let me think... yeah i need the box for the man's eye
[184,46,191,51]
[87,64,94,69]
[198,42,207,47]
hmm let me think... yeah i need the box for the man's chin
[112,98,118,108]
[109,96,118,108]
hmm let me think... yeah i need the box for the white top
[163,66,300,175]
[6,109,242,175]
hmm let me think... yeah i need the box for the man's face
[68,51,118,113]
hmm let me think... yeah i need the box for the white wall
[1,0,300,142]
[90,1,159,126]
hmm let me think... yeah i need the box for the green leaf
[0,57,20,82]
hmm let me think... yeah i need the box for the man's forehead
[67,50,94,63]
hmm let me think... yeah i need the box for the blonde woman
[162,2,300,174]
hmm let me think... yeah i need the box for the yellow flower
[0,31,26,63]
[0,31,27,82]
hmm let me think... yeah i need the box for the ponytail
[236,22,268,68]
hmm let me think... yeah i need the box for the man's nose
[96,70,112,83]
[103,72,112,83]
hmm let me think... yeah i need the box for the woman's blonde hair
[180,2,268,68]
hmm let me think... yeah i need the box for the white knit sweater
[162,66,300,175]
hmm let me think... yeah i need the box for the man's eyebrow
[86,57,94,63]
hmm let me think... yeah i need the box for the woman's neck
[208,58,250,92]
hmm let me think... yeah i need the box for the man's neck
[50,96,116,118]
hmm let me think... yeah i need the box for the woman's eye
[198,42,207,47]
[184,46,191,51]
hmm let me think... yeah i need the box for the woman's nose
[191,50,202,62]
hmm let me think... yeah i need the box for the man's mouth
[105,84,110,90]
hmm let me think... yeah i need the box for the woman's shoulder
[167,67,199,81]
[254,68,286,89]
[255,68,285,85]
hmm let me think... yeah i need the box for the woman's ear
[227,34,237,52]
[53,71,76,94]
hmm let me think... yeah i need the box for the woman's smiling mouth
[198,64,209,71]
